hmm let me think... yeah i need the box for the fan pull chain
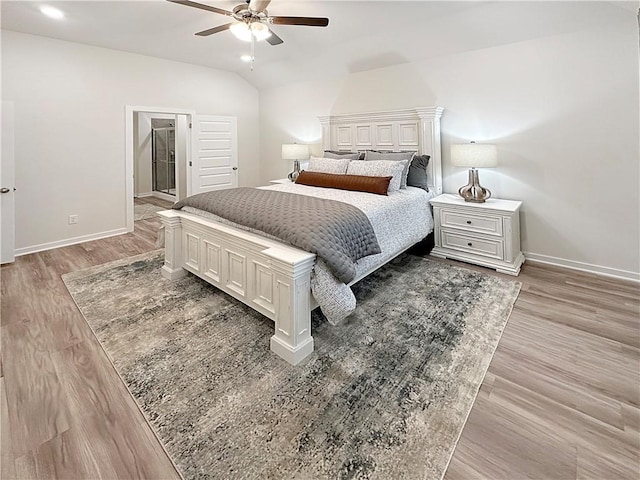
[250,34,255,71]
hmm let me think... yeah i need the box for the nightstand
[429,194,525,275]
[269,178,291,184]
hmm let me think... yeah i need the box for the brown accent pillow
[295,171,391,195]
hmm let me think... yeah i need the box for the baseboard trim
[151,191,176,202]
[15,228,129,257]
[524,252,640,283]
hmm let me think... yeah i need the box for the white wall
[259,16,639,279]
[1,30,260,253]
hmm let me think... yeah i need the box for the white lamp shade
[230,21,271,42]
[451,143,497,168]
[282,143,310,160]
[230,21,252,42]
[251,22,272,41]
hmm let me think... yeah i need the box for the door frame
[125,105,195,232]
[1,100,16,264]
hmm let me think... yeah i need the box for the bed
[158,107,444,365]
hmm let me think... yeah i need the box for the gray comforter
[173,187,381,283]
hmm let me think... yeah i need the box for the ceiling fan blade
[266,28,284,46]
[195,23,232,36]
[248,0,271,13]
[270,16,329,27]
[167,0,233,17]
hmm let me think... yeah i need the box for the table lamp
[451,141,497,203]
[282,143,310,181]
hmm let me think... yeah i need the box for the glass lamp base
[458,168,492,203]
[287,160,301,182]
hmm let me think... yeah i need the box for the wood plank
[446,393,578,480]
[489,348,627,431]
[1,255,52,327]
[51,340,179,478]
[2,318,72,457]
[497,311,639,406]
[488,377,637,463]
[1,377,16,480]
[14,414,179,480]
[621,403,640,448]
[135,196,173,209]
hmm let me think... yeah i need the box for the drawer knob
[467,242,473,247]
[466,220,472,224]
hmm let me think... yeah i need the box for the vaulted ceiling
[1,1,635,90]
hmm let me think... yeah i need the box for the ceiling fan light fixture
[230,21,252,42]
[250,21,272,41]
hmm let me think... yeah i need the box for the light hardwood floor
[1,210,638,479]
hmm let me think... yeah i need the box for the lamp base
[287,160,301,182]
[458,168,492,203]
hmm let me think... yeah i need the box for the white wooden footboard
[158,210,316,365]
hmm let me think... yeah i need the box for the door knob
[232,167,238,171]
[0,188,11,194]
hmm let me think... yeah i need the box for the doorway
[125,106,195,233]
[134,112,187,204]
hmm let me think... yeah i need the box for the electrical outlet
[68,215,78,225]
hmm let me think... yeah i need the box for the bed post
[318,115,331,151]
[265,247,316,365]
[415,107,444,195]
[158,211,187,281]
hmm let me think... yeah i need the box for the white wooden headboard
[318,107,444,194]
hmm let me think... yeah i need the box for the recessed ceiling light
[40,6,65,19]
[240,55,252,62]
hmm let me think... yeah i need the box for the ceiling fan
[168,0,329,46]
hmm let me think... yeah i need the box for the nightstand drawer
[440,210,503,236]
[441,230,504,260]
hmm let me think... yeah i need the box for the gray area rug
[134,203,166,221]
[63,251,520,480]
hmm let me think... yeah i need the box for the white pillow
[306,156,350,174]
[347,159,407,193]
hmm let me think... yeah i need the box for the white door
[1,101,16,264]
[189,115,238,195]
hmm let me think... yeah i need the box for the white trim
[1,101,16,264]
[135,192,153,198]
[524,251,640,283]
[15,228,128,257]
[317,106,444,125]
[125,105,196,234]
